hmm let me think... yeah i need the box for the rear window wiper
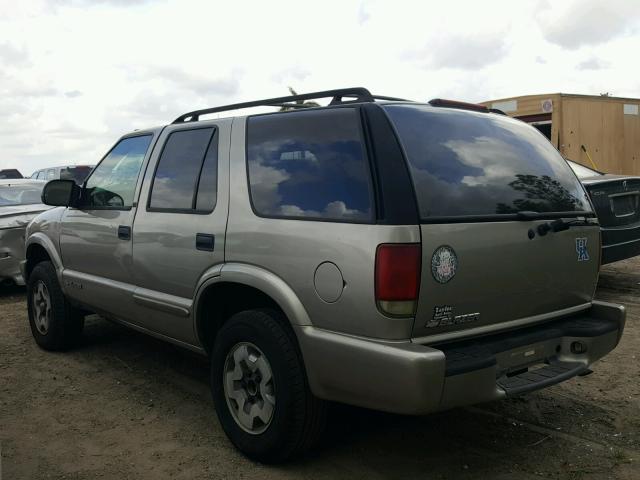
[538,218,597,235]
[514,211,598,238]
[515,210,594,221]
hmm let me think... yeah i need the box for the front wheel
[27,261,84,351]
[211,309,327,463]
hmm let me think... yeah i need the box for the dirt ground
[1,260,639,480]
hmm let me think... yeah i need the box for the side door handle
[118,225,131,240]
[196,233,215,252]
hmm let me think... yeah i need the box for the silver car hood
[0,204,49,228]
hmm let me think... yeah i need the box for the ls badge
[576,237,589,261]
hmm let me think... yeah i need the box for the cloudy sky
[1,0,639,174]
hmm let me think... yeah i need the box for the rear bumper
[296,301,625,415]
[601,223,640,264]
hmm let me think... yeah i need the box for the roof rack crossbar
[173,88,374,123]
[173,87,388,124]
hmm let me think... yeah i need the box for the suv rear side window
[246,108,373,222]
[149,127,218,212]
[384,104,592,219]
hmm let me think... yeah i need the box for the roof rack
[172,87,409,124]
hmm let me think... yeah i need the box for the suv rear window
[384,104,592,219]
[246,108,373,222]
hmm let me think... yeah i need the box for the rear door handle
[196,233,215,252]
[118,225,131,240]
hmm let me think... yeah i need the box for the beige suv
[24,88,626,462]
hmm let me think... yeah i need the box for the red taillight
[375,243,421,316]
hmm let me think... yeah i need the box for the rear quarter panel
[225,116,420,340]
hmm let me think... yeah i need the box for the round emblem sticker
[431,245,458,284]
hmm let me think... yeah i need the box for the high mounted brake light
[428,98,490,113]
[375,244,421,317]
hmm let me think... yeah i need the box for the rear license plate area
[611,193,638,217]
[494,341,557,376]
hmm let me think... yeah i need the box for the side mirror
[42,179,80,207]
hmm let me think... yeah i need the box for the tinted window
[85,135,152,208]
[0,169,22,179]
[149,128,217,211]
[384,104,591,218]
[60,166,94,184]
[247,108,372,221]
[195,132,218,211]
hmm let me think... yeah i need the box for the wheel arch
[25,233,63,283]
[194,263,312,353]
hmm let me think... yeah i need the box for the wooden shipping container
[479,93,640,175]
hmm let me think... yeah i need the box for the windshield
[567,160,602,179]
[384,104,592,219]
[0,184,45,206]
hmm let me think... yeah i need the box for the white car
[0,179,49,285]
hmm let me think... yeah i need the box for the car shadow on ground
[72,315,622,479]
[0,283,25,299]
[5,261,636,478]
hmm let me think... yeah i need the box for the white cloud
[536,0,640,49]
[0,0,639,174]
[576,57,611,71]
[0,42,29,66]
[402,33,509,70]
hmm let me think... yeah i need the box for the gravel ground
[1,259,638,479]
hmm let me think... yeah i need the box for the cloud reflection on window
[247,109,373,222]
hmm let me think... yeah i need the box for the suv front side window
[84,135,153,209]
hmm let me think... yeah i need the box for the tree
[496,174,581,214]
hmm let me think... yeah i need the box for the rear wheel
[211,309,327,463]
[27,261,84,351]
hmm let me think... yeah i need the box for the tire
[27,261,85,351]
[211,309,327,463]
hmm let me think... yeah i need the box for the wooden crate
[480,93,640,175]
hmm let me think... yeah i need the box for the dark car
[0,169,23,179]
[568,159,640,264]
[30,165,94,184]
